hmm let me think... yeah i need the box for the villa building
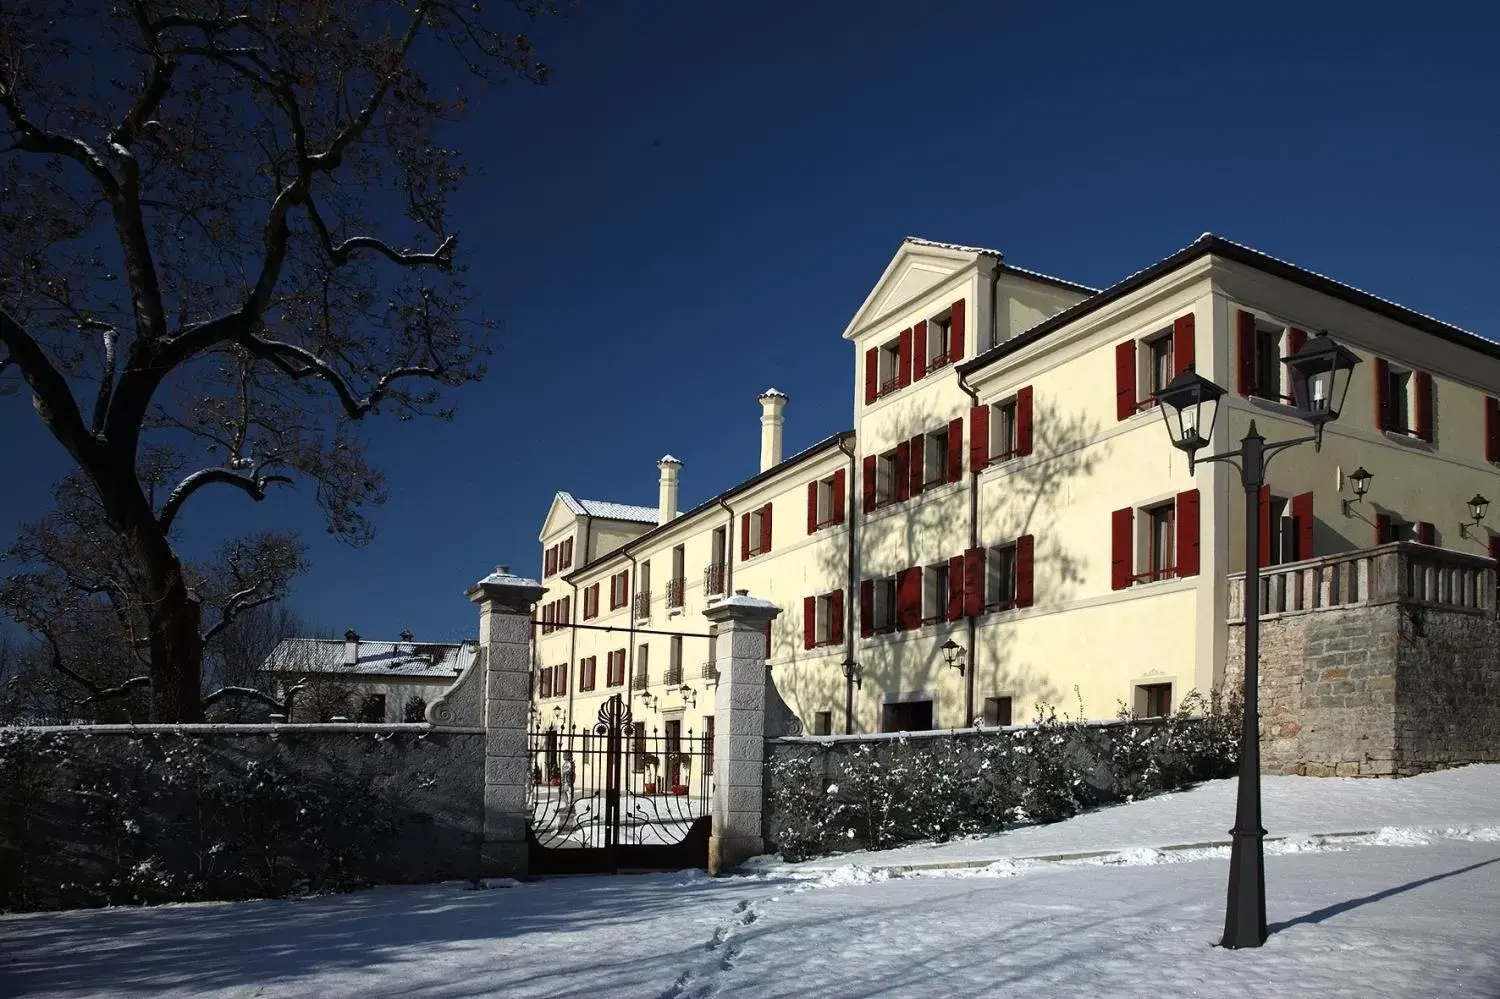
[532,234,1500,740]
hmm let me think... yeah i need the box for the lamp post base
[1221,822,1268,949]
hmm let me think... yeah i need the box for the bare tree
[203,601,307,720]
[0,1,555,720]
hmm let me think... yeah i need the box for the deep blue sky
[3,1,1497,643]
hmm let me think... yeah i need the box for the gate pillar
[703,590,780,875]
[469,566,544,878]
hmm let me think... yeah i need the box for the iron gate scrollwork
[526,693,713,875]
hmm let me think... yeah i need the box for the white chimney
[343,628,360,666]
[657,455,683,524]
[758,389,788,472]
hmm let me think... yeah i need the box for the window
[668,545,686,608]
[1252,326,1284,402]
[810,593,838,646]
[813,474,839,527]
[1137,683,1173,719]
[553,662,568,697]
[1386,365,1412,433]
[983,696,1013,727]
[583,583,599,620]
[743,503,772,558]
[927,312,954,369]
[559,537,573,570]
[872,576,896,633]
[882,700,933,733]
[1267,494,1294,566]
[877,339,901,394]
[633,644,649,690]
[609,570,629,610]
[1144,502,1176,582]
[876,448,898,506]
[358,693,386,723]
[924,427,949,486]
[1140,331,1173,407]
[813,711,833,736]
[668,635,683,685]
[544,546,556,577]
[704,715,715,775]
[987,543,1017,610]
[990,400,1018,461]
[606,649,626,687]
[922,561,950,624]
[539,669,553,698]
[580,656,597,691]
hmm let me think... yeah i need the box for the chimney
[343,628,360,666]
[657,455,683,523]
[399,630,413,644]
[758,389,788,472]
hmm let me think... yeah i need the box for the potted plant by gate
[641,753,660,795]
[669,753,690,795]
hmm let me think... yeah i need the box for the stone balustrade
[1226,541,1496,623]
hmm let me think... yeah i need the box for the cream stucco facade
[531,235,1500,739]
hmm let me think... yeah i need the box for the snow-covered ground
[3,767,1498,998]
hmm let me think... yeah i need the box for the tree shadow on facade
[774,393,1105,732]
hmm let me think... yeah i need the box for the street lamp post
[1153,331,1359,950]
[841,658,862,734]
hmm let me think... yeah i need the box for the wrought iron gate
[526,693,713,875]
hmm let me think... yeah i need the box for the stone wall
[0,724,484,911]
[1226,542,1500,777]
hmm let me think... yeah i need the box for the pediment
[842,240,988,340]
[538,493,581,542]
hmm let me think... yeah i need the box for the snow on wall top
[261,638,476,679]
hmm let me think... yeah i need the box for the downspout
[957,371,983,728]
[564,516,592,729]
[715,497,736,596]
[626,548,639,720]
[837,434,859,733]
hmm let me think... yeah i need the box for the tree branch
[111,2,180,150]
[200,685,289,713]
[158,467,293,532]
[239,332,445,418]
[0,307,100,466]
[90,323,119,434]
[201,587,279,644]
[0,79,120,196]
[302,194,456,268]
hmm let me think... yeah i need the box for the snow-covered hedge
[766,689,1241,861]
[0,727,482,912]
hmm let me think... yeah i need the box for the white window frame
[989,398,1018,462]
[815,474,837,527]
[877,339,901,394]
[926,310,954,369]
[922,561,949,624]
[987,542,1018,610]
[924,426,949,486]
[1141,501,1176,583]
[872,576,897,634]
[813,593,836,646]
[1140,329,1173,407]
[876,448,898,506]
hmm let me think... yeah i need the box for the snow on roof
[261,638,476,679]
[557,491,660,524]
[903,235,1004,257]
[904,236,1099,294]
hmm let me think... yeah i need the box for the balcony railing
[704,562,727,597]
[700,661,720,683]
[1226,541,1496,622]
[633,590,651,621]
[630,672,649,692]
[665,664,684,687]
[666,576,686,609]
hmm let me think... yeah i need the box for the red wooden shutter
[557,663,568,696]
[897,327,913,388]
[1374,357,1391,431]
[947,554,965,621]
[894,441,911,502]
[1417,521,1435,545]
[950,300,965,360]
[864,347,879,405]
[1414,371,1433,442]
[969,405,990,473]
[912,320,928,382]
[1110,507,1134,590]
[740,513,751,559]
[859,579,874,637]
[830,590,844,644]
[908,434,925,496]
[760,502,772,554]
[562,595,571,621]
[947,417,964,483]
[1176,489,1201,577]
[1287,327,1307,356]
[1173,313,1195,376]
[896,567,923,630]
[1489,535,1500,564]
[1291,492,1314,561]
[540,669,551,698]
[1016,385,1034,457]
[621,570,628,606]
[1115,341,1136,421]
[807,481,819,534]
[1376,512,1392,545]
[1015,534,1035,608]
[1258,485,1272,568]
[803,595,817,649]
[833,468,847,523]
[862,455,877,512]
[1487,397,1500,463]
[963,547,985,616]
[1237,310,1256,395]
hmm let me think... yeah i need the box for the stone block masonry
[1226,542,1500,777]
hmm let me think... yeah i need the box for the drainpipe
[715,497,735,596]
[837,434,859,734]
[565,517,592,728]
[626,549,640,721]
[956,368,982,728]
